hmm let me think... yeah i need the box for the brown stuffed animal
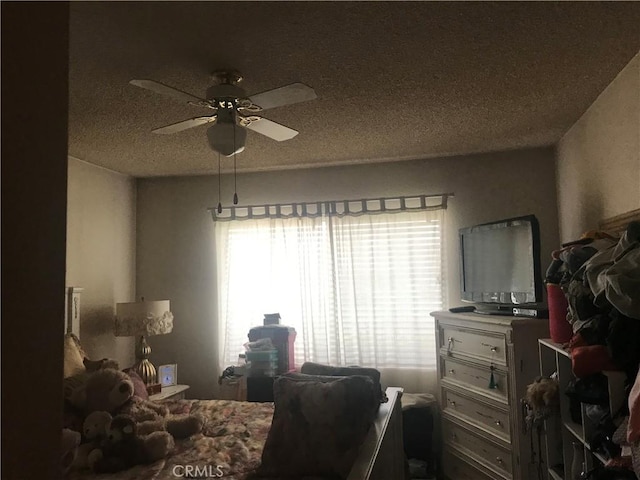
[526,376,559,409]
[525,376,560,426]
[70,368,203,439]
[83,357,120,372]
[92,414,174,474]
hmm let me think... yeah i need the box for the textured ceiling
[69,2,640,177]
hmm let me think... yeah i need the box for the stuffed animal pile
[66,367,203,474]
[76,411,176,473]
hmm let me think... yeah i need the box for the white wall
[137,147,559,397]
[557,52,640,242]
[66,157,137,368]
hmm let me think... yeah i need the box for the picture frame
[158,363,177,387]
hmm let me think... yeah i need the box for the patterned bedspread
[68,399,275,480]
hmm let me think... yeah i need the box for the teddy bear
[525,375,560,427]
[83,356,120,372]
[72,410,112,470]
[69,368,203,440]
[61,428,81,475]
[90,413,174,474]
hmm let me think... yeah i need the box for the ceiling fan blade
[244,117,299,141]
[130,79,210,106]
[152,115,217,134]
[247,83,317,111]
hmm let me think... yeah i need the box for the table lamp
[115,299,173,386]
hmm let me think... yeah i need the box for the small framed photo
[158,364,177,387]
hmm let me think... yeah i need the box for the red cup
[547,283,572,343]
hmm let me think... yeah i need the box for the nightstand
[219,376,247,401]
[149,384,190,401]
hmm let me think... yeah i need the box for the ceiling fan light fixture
[129,72,316,156]
[206,123,246,157]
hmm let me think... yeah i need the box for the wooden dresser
[432,311,549,480]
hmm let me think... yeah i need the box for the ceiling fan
[129,71,317,157]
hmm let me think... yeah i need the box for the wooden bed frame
[64,287,407,480]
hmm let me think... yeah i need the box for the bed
[63,288,406,480]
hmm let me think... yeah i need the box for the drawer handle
[476,411,501,425]
[448,369,455,374]
[448,400,456,407]
[496,457,503,464]
[447,337,454,355]
[481,342,499,353]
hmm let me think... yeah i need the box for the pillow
[256,374,378,479]
[300,361,386,403]
[63,333,86,378]
[62,371,90,432]
[63,372,89,401]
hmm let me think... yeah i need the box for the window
[214,197,446,373]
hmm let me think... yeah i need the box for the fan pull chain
[233,123,238,205]
[217,151,222,214]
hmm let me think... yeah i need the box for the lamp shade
[115,300,173,337]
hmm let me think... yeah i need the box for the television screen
[459,215,542,310]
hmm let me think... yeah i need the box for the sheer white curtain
[214,205,445,393]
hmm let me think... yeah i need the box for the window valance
[209,193,453,222]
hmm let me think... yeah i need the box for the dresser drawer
[441,325,507,364]
[443,418,513,477]
[442,450,495,480]
[441,356,508,401]
[443,388,510,441]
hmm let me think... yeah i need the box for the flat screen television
[459,214,544,315]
